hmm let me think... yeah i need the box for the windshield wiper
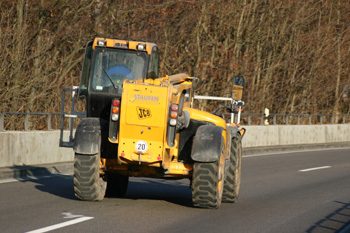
[102,67,117,89]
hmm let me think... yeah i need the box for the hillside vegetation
[1,0,350,116]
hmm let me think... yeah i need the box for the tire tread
[74,153,106,201]
[222,134,242,203]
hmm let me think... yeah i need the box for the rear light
[169,104,179,126]
[112,107,119,114]
[111,114,119,121]
[171,104,179,111]
[170,112,178,118]
[113,99,120,107]
[169,118,177,126]
[167,104,179,147]
[111,99,120,122]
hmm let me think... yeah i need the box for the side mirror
[232,76,245,100]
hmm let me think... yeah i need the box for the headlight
[97,40,106,47]
[137,43,146,51]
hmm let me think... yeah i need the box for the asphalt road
[0,148,349,233]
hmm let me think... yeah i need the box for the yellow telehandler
[60,37,246,208]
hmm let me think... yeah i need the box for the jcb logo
[137,107,152,119]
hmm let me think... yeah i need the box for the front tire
[222,134,242,203]
[192,138,225,208]
[74,152,106,201]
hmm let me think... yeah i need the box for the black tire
[222,134,242,203]
[74,152,106,201]
[192,138,225,208]
[106,173,129,197]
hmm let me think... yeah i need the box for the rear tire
[192,138,225,208]
[74,152,106,201]
[222,134,242,203]
[106,174,129,197]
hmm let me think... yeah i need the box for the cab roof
[92,37,157,55]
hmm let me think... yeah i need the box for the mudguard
[191,125,224,162]
[73,118,101,154]
[228,126,239,139]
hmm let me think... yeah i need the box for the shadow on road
[307,201,350,233]
[32,175,75,200]
[109,178,194,208]
[9,165,75,200]
[8,166,193,206]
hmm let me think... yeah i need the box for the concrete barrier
[1,124,350,167]
[0,131,74,167]
[242,125,350,148]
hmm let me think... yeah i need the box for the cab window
[90,48,147,93]
[147,46,159,80]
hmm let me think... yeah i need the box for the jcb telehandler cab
[60,38,246,208]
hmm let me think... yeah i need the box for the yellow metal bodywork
[92,37,156,55]
[118,81,168,165]
[103,74,229,178]
[185,108,226,129]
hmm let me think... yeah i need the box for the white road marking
[243,146,350,158]
[62,212,84,219]
[298,166,331,172]
[25,216,94,233]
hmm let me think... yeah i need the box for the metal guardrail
[239,113,350,125]
[0,112,62,131]
[1,112,350,131]
[0,89,85,133]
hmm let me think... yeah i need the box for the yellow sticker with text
[137,107,152,119]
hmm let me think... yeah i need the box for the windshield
[90,48,147,93]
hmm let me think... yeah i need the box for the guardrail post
[320,115,323,124]
[260,114,264,125]
[48,114,52,131]
[248,114,251,125]
[309,115,312,125]
[24,113,29,131]
[286,114,289,125]
[297,114,300,125]
[273,114,276,125]
[0,113,4,131]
